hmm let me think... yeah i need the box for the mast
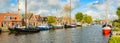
[105,0,108,23]
[18,0,20,14]
[25,0,28,28]
[70,0,71,24]
[25,0,27,15]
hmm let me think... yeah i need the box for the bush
[112,27,120,31]
[113,22,120,28]
[1,27,9,31]
[109,36,120,43]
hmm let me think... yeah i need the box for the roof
[0,13,20,16]
[0,13,21,20]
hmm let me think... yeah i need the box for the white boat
[82,23,88,27]
[76,22,82,26]
[53,25,63,29]
[36,24,50,31]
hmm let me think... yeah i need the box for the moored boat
[64,24,76,28]
[36,24,50,31]
[14,27,40,32]
[8,24,40,32]
[9,26,40,32]
[76,22,82,27]
[82,23,88,27]
[102,24,112,35]
[53,25,63,29]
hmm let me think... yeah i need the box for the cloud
[81,0,119,20]
[0,0,119,20]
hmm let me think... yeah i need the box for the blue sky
[0,0,119,20]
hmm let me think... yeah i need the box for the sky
[0,0,120,20]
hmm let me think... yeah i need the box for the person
[0,28,1,32]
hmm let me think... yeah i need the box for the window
[4,16,17,20]
[4,16,10,20]
[10,17,16,20]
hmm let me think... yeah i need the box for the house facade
[27,15,42,26]
[0,13,22,28]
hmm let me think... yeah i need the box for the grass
[1,27,9,32]
[109,36,120,43]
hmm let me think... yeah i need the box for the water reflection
[0,25,110,43]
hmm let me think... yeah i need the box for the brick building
[0,13,22,28]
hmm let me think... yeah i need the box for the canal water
[0,25,110,43]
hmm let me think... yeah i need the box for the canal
[0,24,110,43]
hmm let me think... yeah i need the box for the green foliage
[117,7,120,19]
[113,22,120,28]
[94,19,101,23]
[47,16,56,23]
[1,27,9,31]
[75,12,83,22]
[75,12,93,24]
[112,27,120,31]
[109,36,120,43]
[83,15,93,24]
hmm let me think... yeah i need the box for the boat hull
[53,26,63,29]
[36,27,50,31]
[102,29,111,35]
[9,27,40,32]
[77,25,82,27]
[64,25,76,28]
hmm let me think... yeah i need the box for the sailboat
[64,0,76,28]
[8,0,40,32]
[102,0,112,35]
[52,9,63,29]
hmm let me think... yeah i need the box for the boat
[76,23,82,27]
[8,24,40,32]
[9,27,40,32]
[102,0,112,36]
[36,24,50,31]
[14,27,40,32]
[8,24,20,31]
[82,23,88,27]
[8,0,40,33]
[102,23,112,35]
[53,25,63,29]
[64,24,76,28]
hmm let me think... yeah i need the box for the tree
[75,12,83,22]
[94,19,101,24]
[83,15,93,24]
[47,16,56,23]
[117,7,120,19]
